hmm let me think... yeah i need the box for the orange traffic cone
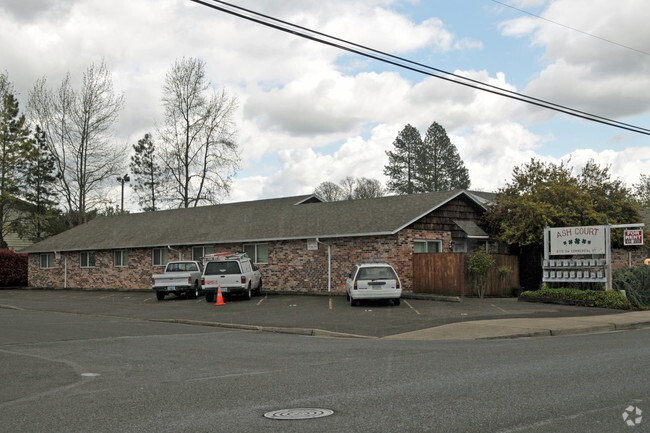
[214,288,226,306]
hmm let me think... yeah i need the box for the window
[114,250,128,267]
[192,246,214,261]
[80,252,96,268]
[452,240,467,253]
[204,261,241,276]
[414,240,442,253]
[244,243,268,264]
[40,253,55,269]
[152,248,168,267]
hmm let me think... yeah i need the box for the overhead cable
[188,0,650,136]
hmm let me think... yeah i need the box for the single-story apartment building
[22,190,504,294]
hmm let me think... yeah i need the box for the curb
[149,318,376,339]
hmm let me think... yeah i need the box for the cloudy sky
[2,0,649,210]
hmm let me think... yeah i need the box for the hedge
[0,249,28,287]
[520,286,632,310]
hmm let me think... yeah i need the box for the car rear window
[357,266,397,280]
[204,261,242,275]
[166,262,198,272]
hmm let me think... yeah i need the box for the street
[1,290,648,432]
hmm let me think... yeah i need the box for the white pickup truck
[151,261,204,301]
[201,253,262,302]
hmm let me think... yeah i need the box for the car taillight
[396,280,400,289]
[201,277,205,285]
[151,278,154,286]
[353,280,358,290]
[188,276,192,284]
[241,276,246,284]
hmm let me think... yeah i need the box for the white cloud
[500,0,650,118]
[1,0,648,210]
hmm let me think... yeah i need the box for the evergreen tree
[384,124,422,194]
[0,73,32,248]
[130,133,164,212]
[418,121,470,191]
[11,126,61,242]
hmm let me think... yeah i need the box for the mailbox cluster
[542,259,607,282]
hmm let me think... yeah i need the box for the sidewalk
[383,310,650,340]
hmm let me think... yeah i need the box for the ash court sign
[549,225,606,255]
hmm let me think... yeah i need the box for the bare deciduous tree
[158,57,240,208]
[314,181,344,201]
[28,61,126,226]
[314,177,384,201]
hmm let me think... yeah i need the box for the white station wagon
[345,263,402,306]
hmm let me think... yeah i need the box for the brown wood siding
[413,253,519,297]
[408,196,487,238]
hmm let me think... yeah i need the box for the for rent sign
[624,229,644,246]
[549,225,606,255]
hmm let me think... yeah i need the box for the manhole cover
[264,408,334,420]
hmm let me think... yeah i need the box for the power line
[188,0,650,136]
[490,0,650,57]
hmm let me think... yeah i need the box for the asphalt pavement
[1,288,649,340]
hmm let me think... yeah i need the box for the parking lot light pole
[116,174,130,212]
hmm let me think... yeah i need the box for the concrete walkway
[383,310,650,340]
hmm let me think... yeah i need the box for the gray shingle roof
[21,190,487,253]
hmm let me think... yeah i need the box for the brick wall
[28,229,451,293]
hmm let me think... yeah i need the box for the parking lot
[0,288,626,338]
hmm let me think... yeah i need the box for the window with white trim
[243,243,268,264]
[192,246,214,261]
[80,251,96,268]
[414,240,442,253]
[40,253,55,269]
[152,248,168,267]
[114,250,128,267]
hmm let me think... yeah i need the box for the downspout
[316,238,332,292]
[167,245,182,260]
[56,251,67,289]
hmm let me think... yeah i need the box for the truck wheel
[349,296,357,307]
[188,282,199,299]
[393,298,401,306]
[156,292,165,301]
[205,292,214,303]
[255,279,263,296]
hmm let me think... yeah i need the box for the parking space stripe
[403,299,420,315]
[491,303,509,313]
[256,295,267,306]
[329,297,333,310]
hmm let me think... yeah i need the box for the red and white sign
[624,229,644,246]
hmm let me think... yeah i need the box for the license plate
[167,286,175,291]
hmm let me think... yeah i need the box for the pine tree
[418,121,470,191]
[384,124,422,194]
[0,73,32,248]
[12,126,61,242]
[130,133,164,212]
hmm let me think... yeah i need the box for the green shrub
[520,286,632,310]
[612,265,650,309]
